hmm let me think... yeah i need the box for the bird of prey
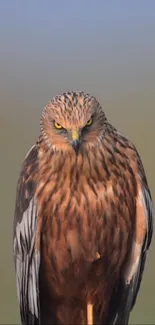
[13,91,153,325]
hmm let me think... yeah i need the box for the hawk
[13,91,153,325]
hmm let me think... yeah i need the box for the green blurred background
[0,1,154,324]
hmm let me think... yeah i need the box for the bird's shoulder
[105,124,147,175]
[13,138,41,233]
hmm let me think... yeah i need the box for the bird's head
[40,91,107,153]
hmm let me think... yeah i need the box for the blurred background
[0,1,154,324]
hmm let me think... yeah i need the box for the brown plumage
[13,91,153,325]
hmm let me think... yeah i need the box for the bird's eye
[54,122,63,129]
[86,118,93,126]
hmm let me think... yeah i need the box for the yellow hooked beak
[71,129,80,153]
[71,129,80,141]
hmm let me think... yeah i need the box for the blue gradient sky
[0,1,155,123]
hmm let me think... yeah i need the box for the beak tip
[71,140,81,153]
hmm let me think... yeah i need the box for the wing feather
[109,154,153,325]
[13,145,40,325]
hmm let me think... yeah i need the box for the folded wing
[109,154,153,325]
[13,145,41,325]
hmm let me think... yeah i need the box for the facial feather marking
[40,91,107,151]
